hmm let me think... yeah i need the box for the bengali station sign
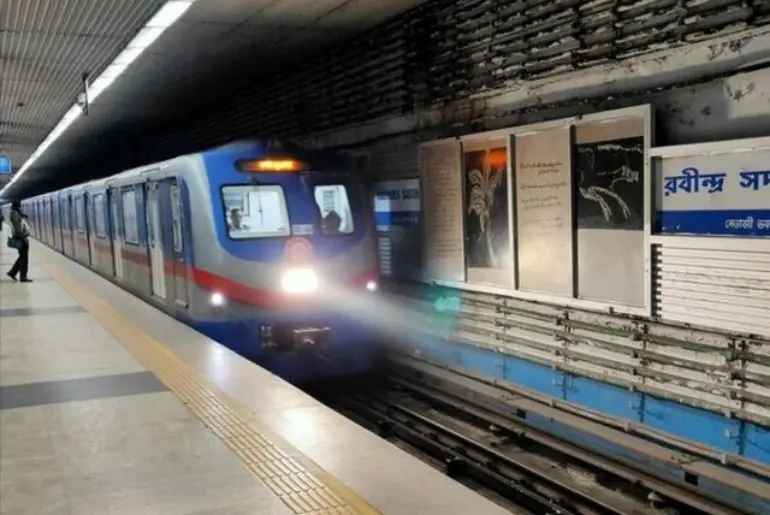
[656,148,770,237]
[373,179,421,232]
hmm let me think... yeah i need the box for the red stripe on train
[110,246,378,308]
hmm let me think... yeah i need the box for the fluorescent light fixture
[89,76,117,101]
[100,63,128,79]
[0,0,196,196]
[113,47,143,66]
[147,1,193,28]
[129,27,164,49]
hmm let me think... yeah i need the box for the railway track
[310,361,756,515]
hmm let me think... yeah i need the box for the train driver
[322,210,342,235]
[228,208,250,232]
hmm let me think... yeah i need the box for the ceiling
[0,0,427,197]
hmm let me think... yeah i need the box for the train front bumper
[260,323,332,352]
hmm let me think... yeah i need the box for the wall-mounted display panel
[421,141,465,283]
[514,127,573,296]
[575,115,647,306]
[462,138,512,288]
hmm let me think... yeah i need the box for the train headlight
[210,292,225,307]
[281,268,318,294]
[366,280,378,292]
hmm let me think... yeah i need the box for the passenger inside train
[227,208,250,232]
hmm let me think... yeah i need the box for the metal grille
[383,278,770,429]
[368,141,420,180]
[0,0,165,173]
[653,240,770,338]
[161,0,770,150]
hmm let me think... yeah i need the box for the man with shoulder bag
[7,201,32,283]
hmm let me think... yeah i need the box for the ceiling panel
[0,0,168,177]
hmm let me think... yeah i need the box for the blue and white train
[18,140,381,383]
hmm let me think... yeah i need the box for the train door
[109,189,124,280]
[169,180,188,308]
[45,200,50,245]
[52,199,60,250]
[67,196,75,255]
[84,194,94,266]
[46,200,52,244]
[35,202,42,237]
[49,200,55,245]
[145,181,167,299]
[59,199,67,254]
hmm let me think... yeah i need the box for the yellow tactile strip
[37,253,380,515]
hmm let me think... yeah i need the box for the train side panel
[60,191,75,258]
[71,190,90,267]
[115,182,153,300]
[86,187,112,278]
[18,141,380,383]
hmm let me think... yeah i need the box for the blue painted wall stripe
[656,209,770,236]
[374,211,421,227]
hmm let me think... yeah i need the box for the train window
[94,194,107,238]
[122,189,139,244]
[64,200,72,231]
[170,184,183,252]
[314,184,354,235]
[221,185,290,239]
[75,197,86,232]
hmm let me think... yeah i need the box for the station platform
[0,239,510,515]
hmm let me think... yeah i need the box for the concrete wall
[301,28,770,152]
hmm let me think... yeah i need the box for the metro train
[14,140,381,383]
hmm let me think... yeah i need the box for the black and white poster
[576,136,644,231]
[463,144,511,286]
[574,116,648,307]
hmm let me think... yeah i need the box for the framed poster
[514,127,573,296]
[463,139,511,287]
[575,115,647,306]
[421,141,465,283]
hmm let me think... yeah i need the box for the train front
[201,144,381,383]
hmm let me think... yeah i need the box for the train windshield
[221,184,290,239]
[313,183,355,236]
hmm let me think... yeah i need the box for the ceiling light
[100,63,128,79]
[113,47,143,66]
[89,77,117,101]
[146,1,194,28]
[129,27,164,49]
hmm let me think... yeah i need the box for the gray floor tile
[50,416,234,477]
[0,306,86,318]
[0,372,166,410]
[63,456,290,515]
[43,392,194,432]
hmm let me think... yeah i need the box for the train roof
[23,138,353,201]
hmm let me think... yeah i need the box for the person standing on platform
[7,201,32,283]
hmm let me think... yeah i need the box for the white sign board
[656,148,770,237]
[374,179,421,232]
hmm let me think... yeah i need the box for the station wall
[363,117,770,468]
[293,27,770,466]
